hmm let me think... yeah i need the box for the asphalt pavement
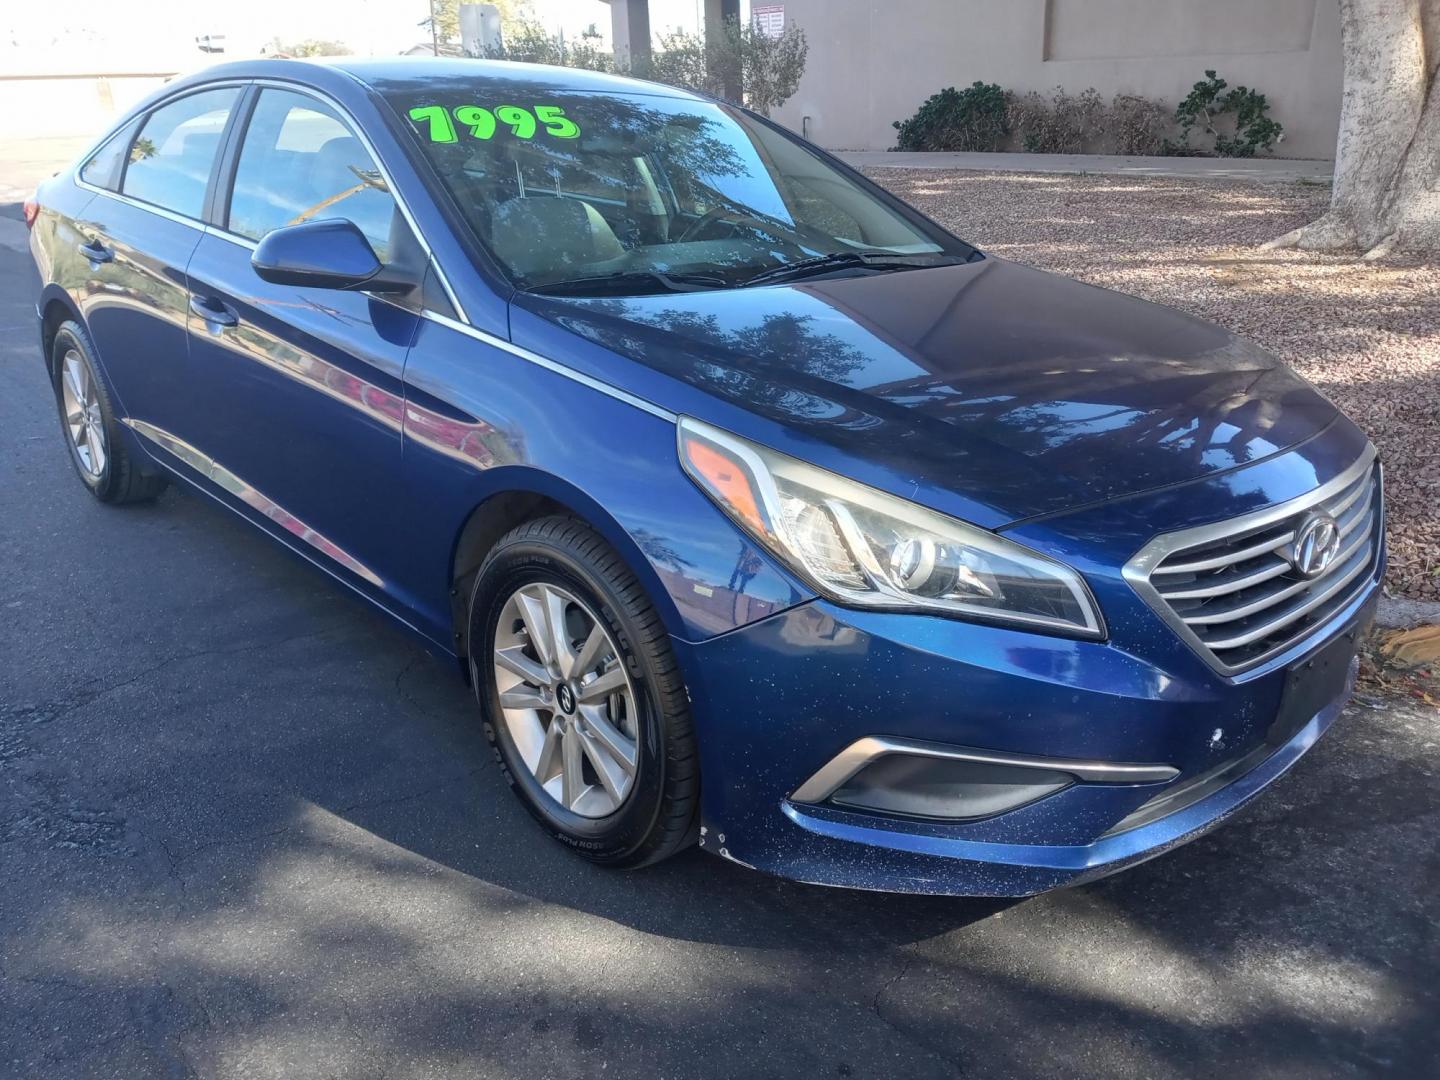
[1,173,1437,1079]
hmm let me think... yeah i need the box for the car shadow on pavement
[319,640,1021,953]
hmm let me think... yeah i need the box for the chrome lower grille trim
[790,736,1179,805]
[1124,448,1382,675]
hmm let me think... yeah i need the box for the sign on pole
[460,3,504,57]
[752,3,785,38]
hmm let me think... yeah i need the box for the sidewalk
[837,150,1334,184]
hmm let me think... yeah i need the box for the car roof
[338,56,702,98]
[168,56,707,103]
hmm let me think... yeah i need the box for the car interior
[227,98,399,260]
[410,106,939,287]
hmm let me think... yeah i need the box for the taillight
[22,195,40,230]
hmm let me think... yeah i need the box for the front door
[182,87,421,611]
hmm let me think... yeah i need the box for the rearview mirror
[251,219,411,294]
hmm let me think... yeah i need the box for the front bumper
[675,583,1374,896]
[786,652,1355,896]
[671,415,1383,896]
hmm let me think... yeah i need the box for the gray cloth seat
[489,196,626,279]
[300,136,395,254]
[306,136,367,201]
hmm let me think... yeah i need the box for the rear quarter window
[78,120,139,191]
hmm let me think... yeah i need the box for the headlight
[678,418,1103,638]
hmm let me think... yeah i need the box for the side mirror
[251,219,411,293]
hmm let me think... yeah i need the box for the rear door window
[121,87,241,219]
[226,88,398,259]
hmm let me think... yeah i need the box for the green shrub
[1105,94,1174,156]
[1169,70,1284,157]
[1008,86,1105,154]
[893,82,1010,152]
[896,83,1175,155]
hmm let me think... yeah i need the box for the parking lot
[2,145,1438,1078]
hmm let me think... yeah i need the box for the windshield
[386,86,972,293]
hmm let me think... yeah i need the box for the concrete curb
[837,150,1335,185]
[1375,596,1440,630]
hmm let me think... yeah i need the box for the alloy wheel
[60,349,106,477]
[492,582,640,818]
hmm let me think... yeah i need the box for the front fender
[445,462,794,648]
[399,315,811,648]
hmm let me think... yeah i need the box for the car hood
[519,257,1338,524]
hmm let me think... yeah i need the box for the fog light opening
[790,737,1180,824]
[828,754,1074,821]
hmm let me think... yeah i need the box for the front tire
[51,320,167,504]
[470,516,699,868]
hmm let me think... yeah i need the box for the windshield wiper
[526,269,728,297]
[740,251,966,288]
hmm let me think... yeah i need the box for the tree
[423,0,459,44]
[482,18,614,70]
[487,0,536,34]
[726,17,808,116]
[635,18,808,116]
[1266,0,1440,257]
[269,38,352,58]
[463,6,810,117]
[639,29,710,94]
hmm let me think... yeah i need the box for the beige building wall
[771,0,1343,160]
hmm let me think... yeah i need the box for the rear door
[182,85,423,609]
[74,86,243,450]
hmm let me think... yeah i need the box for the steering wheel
[677,206,803,248]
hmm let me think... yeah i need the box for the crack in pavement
[392,650,429,715]
[864,956,976,1075]
[871,956,915,1018]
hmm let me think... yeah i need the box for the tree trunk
[1267,0,1439,256]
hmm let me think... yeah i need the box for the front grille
[1126,451,1381,674]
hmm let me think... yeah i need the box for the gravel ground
[864,168,1440,601]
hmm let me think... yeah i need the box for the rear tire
[470,515,700,868]
[51,320,167,504]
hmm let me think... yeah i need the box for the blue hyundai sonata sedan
[25,58,1383,895]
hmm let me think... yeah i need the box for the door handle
[77,239,113,264]
[189,295,238,328]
